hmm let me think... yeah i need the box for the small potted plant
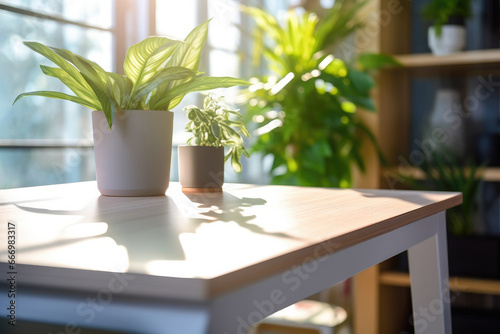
[13,20,248,196]
[178,93,250,192]
[423,0,472,55]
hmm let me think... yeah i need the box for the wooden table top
[0,182,461,300]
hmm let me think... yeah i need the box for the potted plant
[13,20,248,196]
[423,0,472,55]
[240,2,397,187]
[178,93,250,192]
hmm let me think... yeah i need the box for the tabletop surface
[0,182,461,300]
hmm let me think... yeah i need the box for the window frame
[0,0,155,150]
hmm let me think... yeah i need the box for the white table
[0,182,461,333]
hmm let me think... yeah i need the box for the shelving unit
[382,166,500,182]
[380,271,500,296]
[392,49,500,78]
[353,1,500,334]
[395,49,500,68]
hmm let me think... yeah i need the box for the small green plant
[399,149,482,235]
[422,0,472,37]
[13,20,248,128]
[184,93,250,172]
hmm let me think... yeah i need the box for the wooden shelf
[354,3,500,333]
[383,166,500,182]
[394,49,500,68]
[380,271,500,295]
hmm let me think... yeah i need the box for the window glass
[208,0,241,52]
[1,0,114,29]
[0,10,112,140]
[0,0,299,188]
[209,49,240,78]
[0,3,113,188]
[208,49,241,104]
[0,148,95,188]
[156,0,197,40]
[155,0,199,148]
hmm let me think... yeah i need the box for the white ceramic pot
[428,25,466,56]
[178,146,224,192]
[92,110,174,196]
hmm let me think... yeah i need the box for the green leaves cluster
[422,0,472,36]
[13,20,248,128]
[184,93,250,173]
[242,1,369,78]
[242,2,397,187]
[399,149,482,236]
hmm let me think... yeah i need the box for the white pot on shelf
[92,110,174,197]
[428,25,466,56]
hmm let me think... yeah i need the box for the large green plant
[242,2,398,187]
[422,0,472,37]
[13,20,248,128]
[184,93,250,172]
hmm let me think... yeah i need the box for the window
[155,0,256,183]
[0,0,305,189]
[0,0,153,188]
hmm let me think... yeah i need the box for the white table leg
[209,214,442,334]
[408,211,452,334]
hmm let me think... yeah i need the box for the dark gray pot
[178,146,224,191]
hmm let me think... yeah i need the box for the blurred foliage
[399,149,483,235]
[240,1,399,187]
[422,0,472,37]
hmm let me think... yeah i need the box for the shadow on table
[12,195,187,263]
[358,188,462,207]
[10,189,304,267]
[182,191,301,240]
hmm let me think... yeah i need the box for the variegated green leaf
[133,66,196,102]
[13,91,99,110]
[23,41,92,92]
[40,65,100,109]
[124,37,181,94]
[231,146,242,173]
[242,146,251,158]
[165,20,209,73]
[81,73,116,128]
[50,47,109,92]
[106,72,133,108]
[163,95,184,111]
[51,47,120,112]
[152,76,249,110]
[149,20,210,109]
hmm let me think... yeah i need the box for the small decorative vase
[178,146,224,193]
[424,88,465,159]
[92,110,174,196]
[428,25,466,56]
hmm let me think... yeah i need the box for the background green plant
[184,93,250,172]
[241,1,399,187]
[422,0,472,37]
[14,20,248,128]
[399,149,483,235]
